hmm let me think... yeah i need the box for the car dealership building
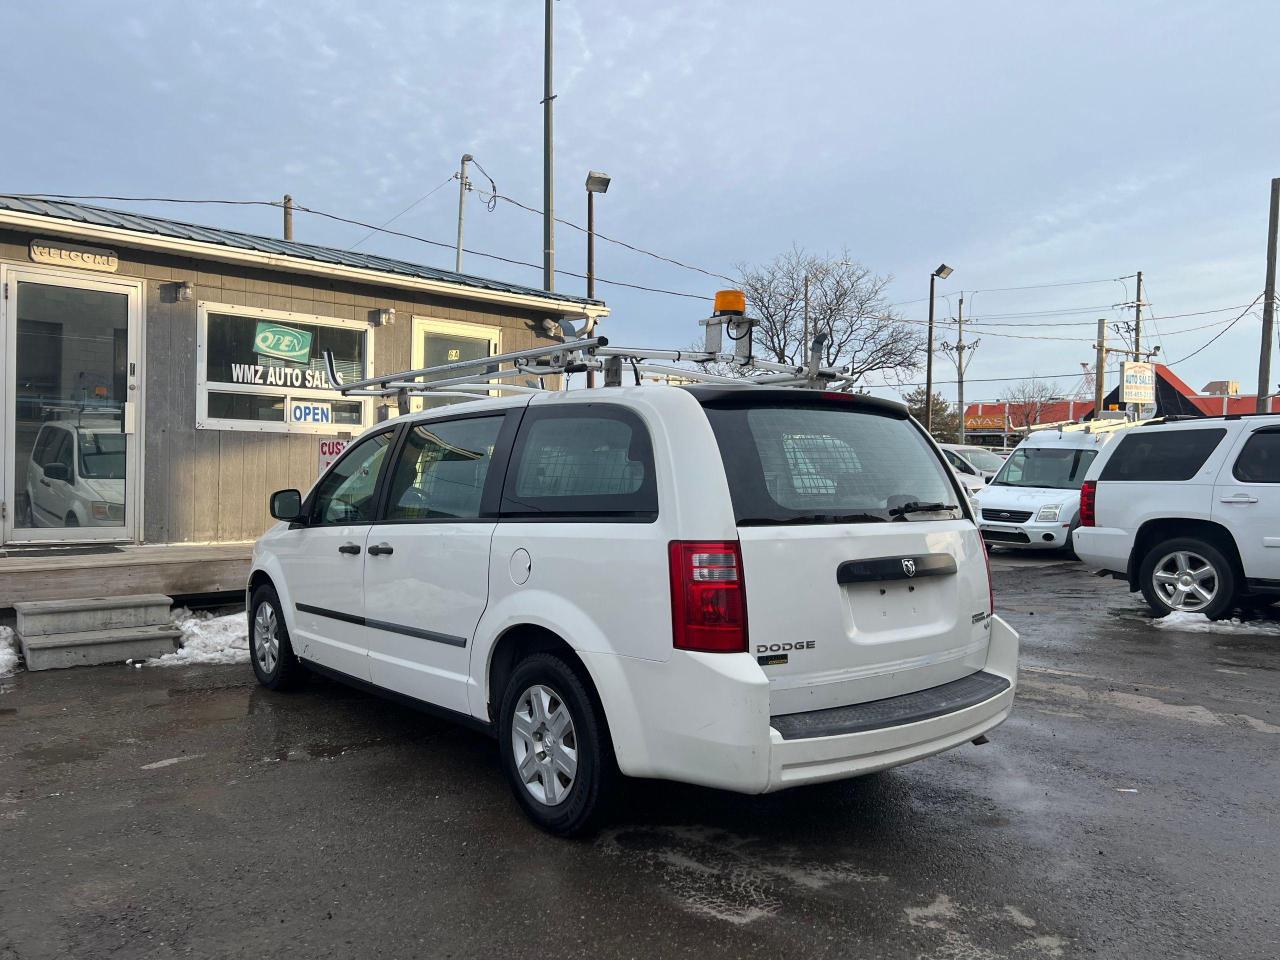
[0,196,606,606]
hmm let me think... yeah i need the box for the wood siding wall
[1,231,561,546]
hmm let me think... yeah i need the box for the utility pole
[282,195,293,241]
[943,294,979,444]
[542,0,555,292]
[803,271,810,359]
[1133,270,1143,358]
[454,154,472,273]
[1095,318,1107,417]
[1257,177,1280,413]
[925,264,954,434]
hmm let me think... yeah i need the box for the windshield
[77,431,127,479]
[994,446,1097,490]
[957,446,1005,472]
[702,400,962,524]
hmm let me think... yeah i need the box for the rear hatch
[697,391,994,717]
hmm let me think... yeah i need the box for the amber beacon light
[713,289,747,315]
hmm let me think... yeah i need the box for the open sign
[289,401,332,425]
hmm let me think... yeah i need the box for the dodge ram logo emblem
[902,558,917,577]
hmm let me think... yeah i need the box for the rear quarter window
[1099,428,1227,482]
[500,405,658,520]
[1233,429,1280,483]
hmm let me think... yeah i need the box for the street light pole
[925,263,954,433]
[584,171,611,387]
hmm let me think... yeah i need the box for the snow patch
[1153,612,1280,635]
[149,608,250,667]
[0,625,19,679]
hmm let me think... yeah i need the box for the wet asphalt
[2,552,1278,960]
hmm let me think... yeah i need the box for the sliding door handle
[368,542,394,556]
[337,543,361,555]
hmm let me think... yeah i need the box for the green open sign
[253,321,313,363]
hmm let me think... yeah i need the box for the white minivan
[249,386,1019,834]
[975,424,1136,551]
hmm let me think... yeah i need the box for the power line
[483,190,736,284]
[1165,294,1265,366]
[349,176,456,250]
[6,192,714,301]
[891,273,1135,308]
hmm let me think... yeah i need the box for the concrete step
[19,624,182,671]
[14,594,173,637]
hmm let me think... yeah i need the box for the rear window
[1099,428,1227,482]
[702,401,960,524]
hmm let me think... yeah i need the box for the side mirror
[44,462,72,482]
[269,489,305,522]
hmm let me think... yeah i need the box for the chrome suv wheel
[1140,537,1237,621]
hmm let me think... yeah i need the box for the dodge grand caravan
[249,386,1019,834]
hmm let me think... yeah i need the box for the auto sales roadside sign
[254,321,313,363]
[1120,361,1156,405]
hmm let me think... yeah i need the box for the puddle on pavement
[267,738,385,763]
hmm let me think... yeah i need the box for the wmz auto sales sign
[229,363,330,388]
[1120,361,1156,405]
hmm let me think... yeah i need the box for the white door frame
[409,316,501,412]
[0,263,145,544]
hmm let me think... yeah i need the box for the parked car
[975,422,1140,551]
[24,420,126,528]
[940,443,1006,482]
[248,386,1019,834]
[1074,414,1280,619]
[940,448,986,497]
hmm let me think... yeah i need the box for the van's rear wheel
[498,653,613,837]
[1140,538,1236,620]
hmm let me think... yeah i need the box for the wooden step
[19,624,182,671]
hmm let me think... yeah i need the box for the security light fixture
[370,307,395,326]
[175,281,194,302]
[585,170,612,194]
[934,264,954,280]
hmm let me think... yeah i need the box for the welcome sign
[254,321,312,363]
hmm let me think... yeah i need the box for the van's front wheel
[498,653,613,837]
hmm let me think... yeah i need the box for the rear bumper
[1071,526,1132,574]
[582,615,1019,795]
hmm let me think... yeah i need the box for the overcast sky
[6,0,1279,403]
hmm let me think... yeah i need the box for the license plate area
[843,578,949,633]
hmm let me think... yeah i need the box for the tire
[498,652,614,837]
[249,584,304,690]
[1139,537,1237,620]
[1061,516,1081,559]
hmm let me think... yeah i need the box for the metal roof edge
[0,203,609,319]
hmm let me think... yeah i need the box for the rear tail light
[980,536,994,615]
[1080,480,1097,528]
[668,541,748,653]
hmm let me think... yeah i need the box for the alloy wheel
[1152,550,1218,613]
[253,601,280,674]
[511,684,578,806]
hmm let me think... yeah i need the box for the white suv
[1074,415,1280,619]
[249,386,1019,834]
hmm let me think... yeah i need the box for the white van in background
[975,420,1144,552]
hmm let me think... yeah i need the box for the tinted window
[310,430,394,524]
[703,401,959,524]
[31,428,55,467]
[994,447,1097,490]
[502,406,657,519]
[1233,430,1280,483]
[1099,429,1227,482]
[386,416,503,520]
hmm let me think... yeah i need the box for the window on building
[1100,429,1227,482]
[501,407,657,520]
[198,304,371,433]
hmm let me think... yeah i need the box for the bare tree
[1000,377,1057,431]
[733,247,924,383]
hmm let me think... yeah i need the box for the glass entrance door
[2,268,141,543]
[410,317,501,411]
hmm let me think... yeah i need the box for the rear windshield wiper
[738,513,888,525]
[888,501,958,519]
